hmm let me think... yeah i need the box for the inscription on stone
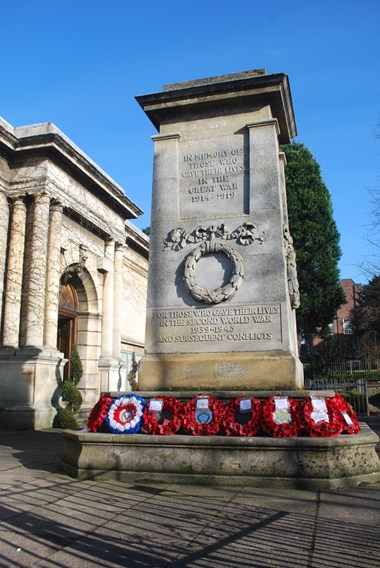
[138,70,303,387]
[179,137,246,220]
[151,304,281,351]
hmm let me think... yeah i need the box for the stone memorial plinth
[61,420,380,489]
[136,70,303,390]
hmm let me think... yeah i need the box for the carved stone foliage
[163,221,265,251]
[165,222,264,305]
[184,240,244,304]
[283,225,300,310]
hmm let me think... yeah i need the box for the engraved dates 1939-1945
[152,305,280,345]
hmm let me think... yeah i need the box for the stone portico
[0,118,148,429]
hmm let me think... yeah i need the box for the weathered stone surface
[61,423,380,490]
[0,347,66,429]
[0,117,149,428]
[140,351,303,390]
[2,198,26,347]
[136,71,302,390]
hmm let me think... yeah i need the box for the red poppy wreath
[261,396,299,438]
[223,396,262,436]
[301,396,344,438]
[142,396,183,435]
[329,393,360,435]
[86,394,114,432]
[182,395,225,436]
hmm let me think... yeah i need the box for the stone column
[0,190,10,339]
[24,193,50,347]
[113,242,124,358]
[44,202,63,348]
[101,238,115,357]
[2,197,27,347]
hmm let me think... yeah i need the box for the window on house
[342,317,353,335]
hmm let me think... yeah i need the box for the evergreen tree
[70,344,83,385]
[59,345,83,429]
[281,143,345,339]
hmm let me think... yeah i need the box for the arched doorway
[56,265,101,407]
[57,283,78,380]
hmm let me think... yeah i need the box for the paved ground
[0,418,380,568]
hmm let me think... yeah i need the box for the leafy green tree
[281,143,345,339]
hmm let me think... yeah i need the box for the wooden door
[57,284,78,380]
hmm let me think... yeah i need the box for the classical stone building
[0,117,149,429]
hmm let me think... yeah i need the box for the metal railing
[304,377,369,415]
[304,359,380,379]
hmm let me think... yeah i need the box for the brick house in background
[333,279,362,336]
[303,278,362,358]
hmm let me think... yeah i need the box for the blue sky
[2,0,379,282]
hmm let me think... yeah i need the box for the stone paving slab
[0,427,380,567]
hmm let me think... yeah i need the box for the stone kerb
[61,423,380,490]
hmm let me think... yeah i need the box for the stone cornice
[125,219,149,258]
[0,117,143,220]
[136,72,297,144]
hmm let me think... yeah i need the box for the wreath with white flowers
[182,395,225,436]
[223,396,262,436]
[142,396,183,435]
[86,391,360,438]
[106,394,146,434]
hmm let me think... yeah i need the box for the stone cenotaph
[137,70,303,390]
[62,71,380,489]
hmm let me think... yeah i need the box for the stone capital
[34,192,51,205]
[246,118,280,136]
[11,196,26,211]
[50,200,64,213]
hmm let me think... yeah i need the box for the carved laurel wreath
[183,240,244,304]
